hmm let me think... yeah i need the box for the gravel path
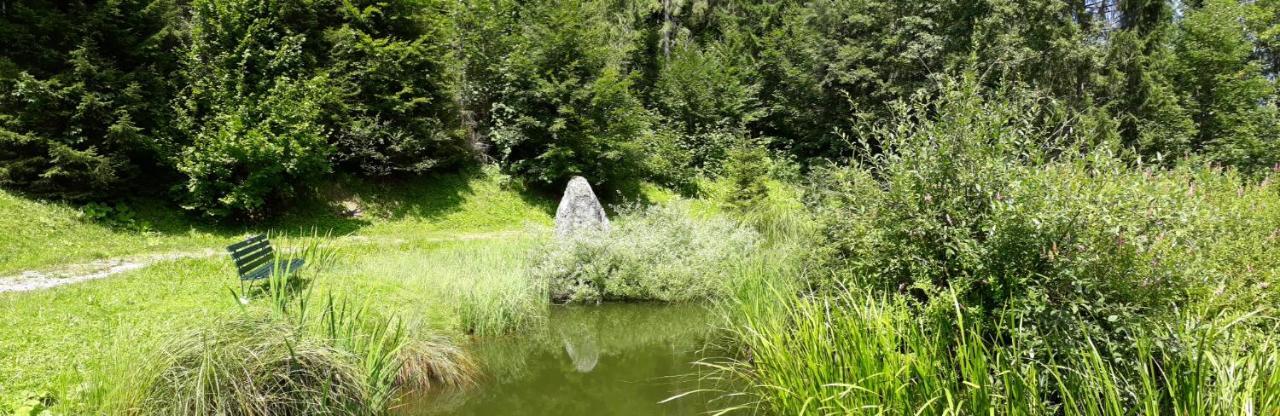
[0,249,221,293]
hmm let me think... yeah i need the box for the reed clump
[716,284,1280,415]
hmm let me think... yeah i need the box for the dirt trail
[0,231,527,294]
[0,250,221,293]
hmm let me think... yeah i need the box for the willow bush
[535,202,759,303]
[812,83,1210,357]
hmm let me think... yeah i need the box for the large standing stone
[555,176,610,238]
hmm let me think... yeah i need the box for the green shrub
[802,79,1280,399]
[639,127,700,192]
[176,76,335,219]
[644,44,762,189]
[721,145,772,211]
[174,0,470,219]
[324,2,470,176]
[806,81,1206,358]
[78,201,150,231]
[1171,0,1279,175]
[535,202,759,303]
[174,0,334,218]
[653,46,761,141]
[1152,164,1280,319]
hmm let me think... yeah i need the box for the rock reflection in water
[561,330,599,373]
[396,303,722,416]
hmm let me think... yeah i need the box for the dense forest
[1,0,1276,219]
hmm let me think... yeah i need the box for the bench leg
[239,279,261,304]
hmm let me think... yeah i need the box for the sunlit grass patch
[333,236,548,336]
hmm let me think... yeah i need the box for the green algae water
[398,303,724,415]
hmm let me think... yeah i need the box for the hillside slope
[0,170,553,275]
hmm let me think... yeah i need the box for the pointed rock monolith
[554,176,610,238]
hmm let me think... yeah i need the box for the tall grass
[714,280,1280,415]
[336,237,548,336]
[718,179,816,247]
[456,276,547,336]
[143,313,369,415]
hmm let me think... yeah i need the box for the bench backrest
[227,234,274,277]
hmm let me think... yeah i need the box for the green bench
[226,234,305,288]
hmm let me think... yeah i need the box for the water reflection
[561,331,599,373]
[397,303,724,416]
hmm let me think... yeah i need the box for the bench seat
[240,258,306,281]
[227,234,305,281]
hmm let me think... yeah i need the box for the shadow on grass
[112,169,561,243]
[350,172,478,221]
[595,179,663,218]
[124,196,370,241]
[107,173,473,241]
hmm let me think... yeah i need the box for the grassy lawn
[0,171,554,409]
[0,170,552,275]
[0,192,228,276]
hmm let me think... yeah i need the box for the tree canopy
[1,0,1275,218]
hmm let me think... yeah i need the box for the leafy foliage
[536,202,758,303]
[0,0,180,200]
[1171,0,1279,173]
[174,0,466,218]
[79,201,150,231]
[806,82,1213,359]
[645,45,760,187]
[487,0,652,190]
[324,1,468,176]
[721,145,771,211]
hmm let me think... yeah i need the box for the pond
[397,303,728,415]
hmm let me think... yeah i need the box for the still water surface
[398,303,724,415]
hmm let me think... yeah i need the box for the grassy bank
[0,166,790,413]
[0,169,553,275]
[0,191,226,275]
[0,170,555,413]
[6,136,1277,415]
[708,89,1280,415]
[718,281,1280,415]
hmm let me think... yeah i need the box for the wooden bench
[226,234,305,287]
